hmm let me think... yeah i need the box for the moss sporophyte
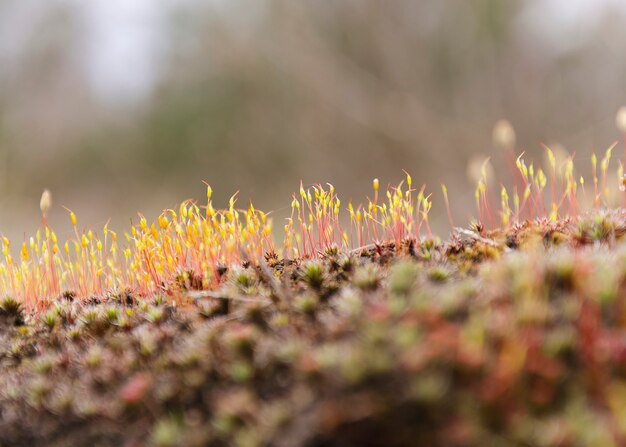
[2,114,626,311]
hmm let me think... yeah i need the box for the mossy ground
[3,213,626,446]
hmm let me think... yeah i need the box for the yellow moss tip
[545,147,556,171]
[373,178,380,193]
[69,211,77,227]
[40,189,52,217]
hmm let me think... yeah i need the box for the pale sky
[1,0,625,105]
[517,0,626,54]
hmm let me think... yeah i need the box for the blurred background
[1,0,626,241]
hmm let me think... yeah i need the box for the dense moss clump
[3,217,626,446]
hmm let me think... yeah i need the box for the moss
[301,261,325,290]
[427,266,450,283]
[295,293,319,315]
[352,263,380,291]
[0,296,22,318]
[151,418,183,447]
[389,261,418,296]
[3,217,626,445]
[42,309,58,331]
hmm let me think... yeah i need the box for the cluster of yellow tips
[0,174,438,309]
[476,109,626,231]
[284,173,433,258]
[347,173,434,247]
[473,143,621,231]
[0,186,274,310]
[3,109,626,310]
